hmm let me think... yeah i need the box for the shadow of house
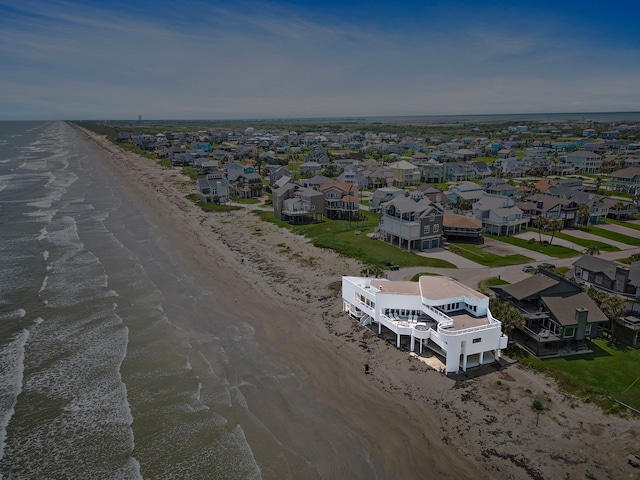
[491,270,608,357]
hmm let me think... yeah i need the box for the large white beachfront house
[342,276,508,374]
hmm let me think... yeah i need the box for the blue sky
[1,0,639,120]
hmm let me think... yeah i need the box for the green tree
[595,175,604,192]
[600,295,626,323]
[586,286,626,324]
[361,264,384,278]
[612,201,626,220]
[533,215,549,243]
[490,298,525,339]
[455,197,472,212]
[547,219,563,245]
[584,245,601,256]
[577,203,591,226]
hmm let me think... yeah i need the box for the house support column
[420,338,423,354]
[462,354,467,372]
[396,333,401,349]
[378,322,381,335]
[410,335,415,352]
[479,351,484,365]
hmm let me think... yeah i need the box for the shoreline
[73,123,639,479]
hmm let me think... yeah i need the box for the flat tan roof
[370,279,420,296]
[449,313,490,331]
[419,276,486,301]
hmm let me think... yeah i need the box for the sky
[1,0,639,120]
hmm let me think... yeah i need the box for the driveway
[387,227,640,291]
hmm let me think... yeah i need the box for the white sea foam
[39,275,48,294]
[0,329,29,461]
[0,309,27,321]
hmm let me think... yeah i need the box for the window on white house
[472,337,481,343]
[424,225,430,234]
[564,327,575,338]
[434,224,439,232]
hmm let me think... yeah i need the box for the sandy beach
[74,124,639,480]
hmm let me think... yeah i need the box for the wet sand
[74,124,639,480]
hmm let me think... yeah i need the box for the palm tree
[547,219,563,245]
[361,264,384,278]
[577,203,591,226]
[584,245,601,256]
[533,215,549,244]
[613,201,626,220]
[490,298,525,340]
[455,197,473,212]
[594,175,604,193]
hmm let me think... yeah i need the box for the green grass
[181,167,204,181]
[508,339,640,413]
[477,276,509,295]
[485,233,582,259]
[474,156,496,164]
[186,194,242,212]
[483,277,510,287]
[576,225,640,247]
[554,266,571,276]
[252,210,456,268]
[605,218,640,232]
[238,198,260,204]
[450,242,533,267]
[410,272,441,281]
[553,231,620,252]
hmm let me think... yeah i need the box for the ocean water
[0,122,374,479]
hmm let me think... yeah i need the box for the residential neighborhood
[99,116,640,369]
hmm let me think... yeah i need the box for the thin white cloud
[0,0,638,119]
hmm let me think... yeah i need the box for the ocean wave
[0,329,29,462]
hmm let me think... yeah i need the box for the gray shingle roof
[498,274,561,301]
[541,294,607,326]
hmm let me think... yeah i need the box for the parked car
[522,265,536,272]
[538,263,556,270]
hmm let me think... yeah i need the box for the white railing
[423,303,454,325]
[438,322,500,336]
[486,309,502,326]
